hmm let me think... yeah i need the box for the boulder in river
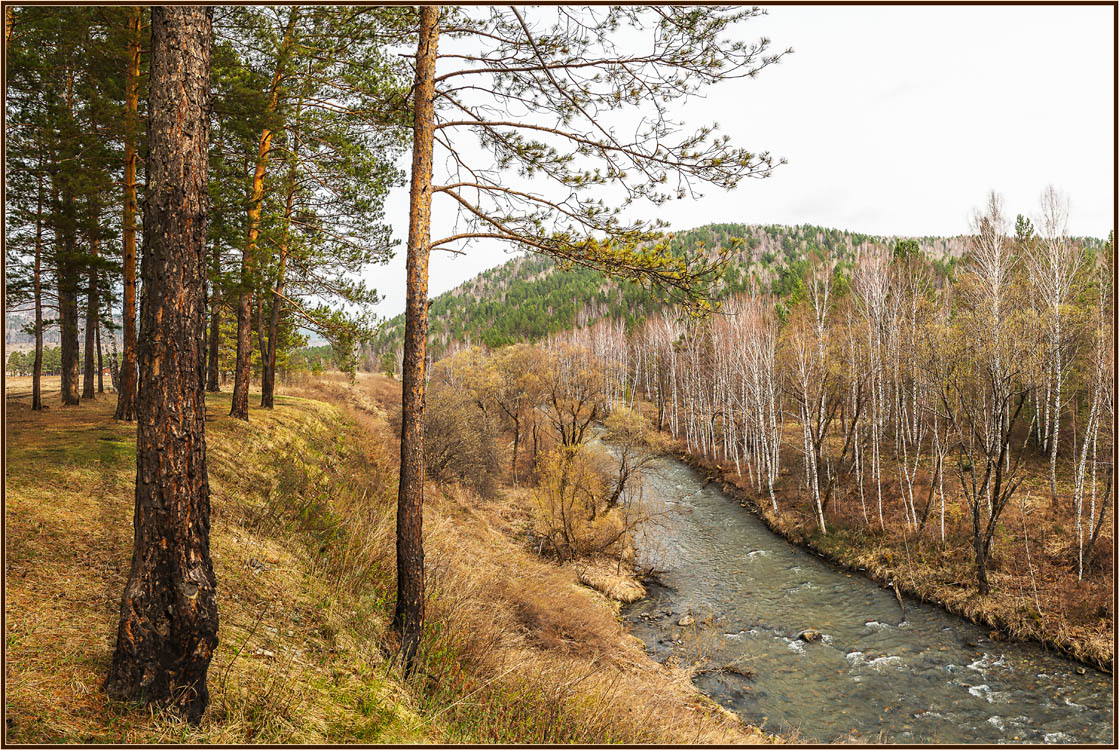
[678,615,695,627]
[798,628,822,643]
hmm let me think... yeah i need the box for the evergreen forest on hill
[364,222,1106,369]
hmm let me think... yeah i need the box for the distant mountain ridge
[4,309,125,351]
[358,221,1102,366]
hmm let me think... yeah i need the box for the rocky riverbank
[672,447,1113,674]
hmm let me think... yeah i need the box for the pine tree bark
[259,291,281,407]
[261,163,296,409]
[32,162,44,411]
[56,68,81,406]
[205,233,223,393]
[393,4,439,670]
[83,232,100,400]
[255,292,267,377]
[96,318,104,393]
[115,4,142,420]
[206,289,221,392]
[230,9,298,421]
[104,5,217,724]
[58,187,81,406]
[229,253,254,418]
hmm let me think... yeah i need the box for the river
[619,453,1114,743]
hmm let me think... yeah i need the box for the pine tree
[215,6,404,418]
[104,5,217,723]
[390,5,788,667]
[114,5,144,420]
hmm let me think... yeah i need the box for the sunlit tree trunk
[393,5,439,670]
[105,5,216,723]
[261,160,296,409]
[231,9,298,420]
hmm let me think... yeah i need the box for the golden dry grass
[278,375,776,743]
[576,559,648,604]
[5,386,429,743]
[6,376,775,743]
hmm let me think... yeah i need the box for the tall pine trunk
[115,5,142,420]
[32,162,44,411]
[104,6,217,724]
[205,235,222,392]
[261,162,296,409]
[83,232,99,400]
[231,9,298,421]
[206,291,221,392]
[259,291,281,407]
[230,259,255,418]
[57,68,81,406]
[393,4,438,670]
[58,187,81,406]
[96,318,104,393]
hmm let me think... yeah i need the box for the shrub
[532,444,627,561]
[421,383,502,496]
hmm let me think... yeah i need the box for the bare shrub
[602,405,667,505]
[532,444,629,561]
[419,382,502,496]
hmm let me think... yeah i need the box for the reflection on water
[621,454,1114,744]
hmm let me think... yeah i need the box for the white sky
[369,5,1115,319]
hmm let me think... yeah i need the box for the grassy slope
[5,376,769,743]
[6,384,428,742]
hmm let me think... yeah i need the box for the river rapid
[618,453,1114,743]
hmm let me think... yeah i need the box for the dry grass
[6,375,774,743]
[576,559,647,604]
[5,384,429,743]
[279,375,775,743]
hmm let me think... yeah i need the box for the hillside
[364,223,975,366]
[5,376,770,743]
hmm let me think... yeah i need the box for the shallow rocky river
[620,453,1114,743]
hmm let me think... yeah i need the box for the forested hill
[362,221,1106,369]
[364,223,972,367]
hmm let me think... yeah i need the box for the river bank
[671,445,1113,674]
[619,448,1113,743]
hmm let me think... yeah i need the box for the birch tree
[1072,240,1113,579]
[934,192,1031,595]
[851,246,893,529]
[1026,186,1083,508]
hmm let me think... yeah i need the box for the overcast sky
[368,5,1114,319]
